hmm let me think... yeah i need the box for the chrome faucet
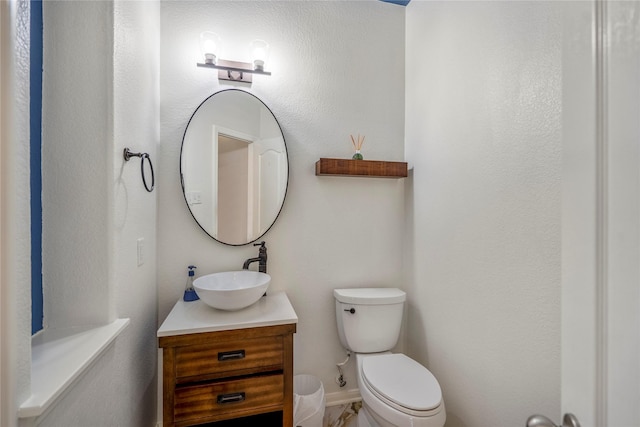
[242,241,267,273]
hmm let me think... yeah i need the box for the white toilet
[334,288,446,427]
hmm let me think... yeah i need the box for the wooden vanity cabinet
[160,323,296,427]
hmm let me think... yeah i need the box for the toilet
[334,288,446,427]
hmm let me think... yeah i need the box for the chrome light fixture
[197,32,272,83]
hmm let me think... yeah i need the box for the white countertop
[157,290,298,337]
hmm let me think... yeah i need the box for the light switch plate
[137,238,144,266]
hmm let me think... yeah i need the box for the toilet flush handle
[344,308,356,314]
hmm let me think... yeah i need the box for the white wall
[1,1,33,425]
[42,0,112,329]
[11,1,160,426]
[158,0,406,396]
[405,2,561,426]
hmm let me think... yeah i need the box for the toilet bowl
[334,288,446,427]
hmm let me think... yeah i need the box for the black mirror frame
[179,89,289,246]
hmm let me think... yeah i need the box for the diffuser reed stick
[350,134,365,160]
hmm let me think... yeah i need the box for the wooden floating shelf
[315,158,408,179]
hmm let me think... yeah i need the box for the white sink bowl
[193,271,271,311]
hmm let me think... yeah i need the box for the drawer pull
[217,350,246,361]
[216,392,246,405]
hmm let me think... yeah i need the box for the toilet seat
[362,353,442,416]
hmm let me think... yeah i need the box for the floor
[324,401,361,427]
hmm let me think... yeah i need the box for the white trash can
[293,374,325,427]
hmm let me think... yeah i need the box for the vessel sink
[193,271,271,311]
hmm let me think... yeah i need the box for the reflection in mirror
[180,89,288,246]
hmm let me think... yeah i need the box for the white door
[250,137,286,235]
[533,2,640,426]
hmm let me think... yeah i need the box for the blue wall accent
[380,0,410,6]
[30,0,43,335]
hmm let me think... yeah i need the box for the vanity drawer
[173,374,284,423]
[175,336,283,381]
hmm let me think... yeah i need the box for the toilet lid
[362,354,442,412]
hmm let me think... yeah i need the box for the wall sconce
[197,33,271,83]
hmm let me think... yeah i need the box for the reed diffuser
[351,134,365,160]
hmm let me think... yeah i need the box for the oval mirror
[180,89,289,246]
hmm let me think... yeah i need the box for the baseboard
[324,388,361,407]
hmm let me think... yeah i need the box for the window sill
[18,318,130,418]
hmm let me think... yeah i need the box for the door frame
[562,1,640,425]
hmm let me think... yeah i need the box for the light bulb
[200,32,221,65]
[250,39,270,71]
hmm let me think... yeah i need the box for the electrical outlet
[137,238,144,266]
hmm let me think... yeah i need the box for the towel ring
[123,148,155,192]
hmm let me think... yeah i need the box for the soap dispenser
[183,265,199,301]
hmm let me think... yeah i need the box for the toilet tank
[334,288,406,353]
